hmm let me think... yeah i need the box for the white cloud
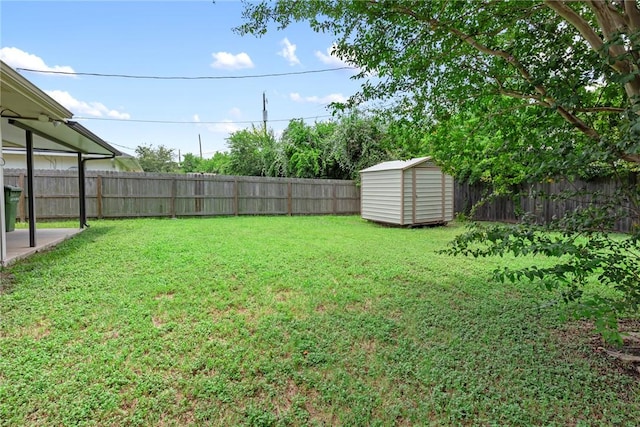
[208,120,240,134]
[278,38,300,66]
[228,107,242,119]
[289,92,347,104]
[0,47,75,75]
[106,109,130,119]
[315,44,351,67]
[211,51,254,70]
[193,114,240,135]
[45,90,130,119]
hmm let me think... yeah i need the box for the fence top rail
[2,168,358,186]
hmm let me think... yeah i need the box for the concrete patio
[3,228,84,266]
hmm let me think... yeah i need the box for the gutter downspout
[78,154,116,228]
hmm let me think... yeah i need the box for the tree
[226,125,281,177]
[238,1,640,341]
[180,153,202,173]
[181,152,231,174]
[238,1,639,167]
[280,119,340,178]
[135,144,178,173]
[327,110,397,180]
[203,151,231,174]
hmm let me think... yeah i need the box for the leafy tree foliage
[237,1,640,340]
[226,125,279,177]
[180,152,230,174]
[180,153,201,173]
[206,151,232,174]
[281,119,337,178]
[327,110,397,180]
[222,110,398,180]
[135,144,179,173]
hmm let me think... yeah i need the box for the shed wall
[361,170,402,224]
[401,166,453,224]
[443,174,454,221]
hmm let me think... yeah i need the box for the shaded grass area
[1,216,638,426]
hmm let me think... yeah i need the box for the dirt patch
[152,316,167,328]
[154,292,175,300]
[102,329,121,342]
[304,388,339,426]
[24,318,52,340]
[556,319,640,378]
[275,289,294,302]
[0,271,16,294]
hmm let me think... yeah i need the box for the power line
[16,66,356,80]
[73,115,333,124]
[107,141,137,151]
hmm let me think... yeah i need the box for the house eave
[1,60,73,120]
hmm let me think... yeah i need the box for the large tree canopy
[238,1,640,343]
[220,111,397,180]
[135,144,179,173]
[238,0,640,169]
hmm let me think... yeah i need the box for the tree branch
[622,153,640,163]
[443,23,603,141]
[544,1,605,53]
[492,78,549,106]
[391,2,634,160]
[496,89,547,106]
[624,0,640,32]
[574,106,626,112]
[545,1,631,74]
[587,1,629,58]
[545,1,640,110]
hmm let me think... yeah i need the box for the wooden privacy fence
[6,168,636,231]
[455,173,639,233]
[2,169,360,220]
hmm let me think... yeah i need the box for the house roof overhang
[0,60,120,157]
[3,118,121,156]
[1,60,72,121]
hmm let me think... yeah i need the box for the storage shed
[359,157,454,226]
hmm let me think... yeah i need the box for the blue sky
[1,1,362,158]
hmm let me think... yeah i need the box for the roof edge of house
[1,60,73,120]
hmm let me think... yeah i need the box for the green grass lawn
[1,216,638,426]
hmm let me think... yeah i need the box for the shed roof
[360,156,432,173]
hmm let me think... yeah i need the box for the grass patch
[1,216,638,425]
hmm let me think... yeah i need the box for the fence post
[234,177,239,216]
[97,175,103,219]
[194,177,203,214]
[170,177,177,218]
[332,183,337,214]
[288,182,292,216]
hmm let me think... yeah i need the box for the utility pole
[262,91,268,132]
[198,134,203,159]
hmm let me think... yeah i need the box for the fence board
[455,174,638,233]
[2,169,360,220]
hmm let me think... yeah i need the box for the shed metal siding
[415,167,447,223]
[403,170,413,224]
[444,174,455,221]
[361,158,454,226]
[361,169,402,224]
